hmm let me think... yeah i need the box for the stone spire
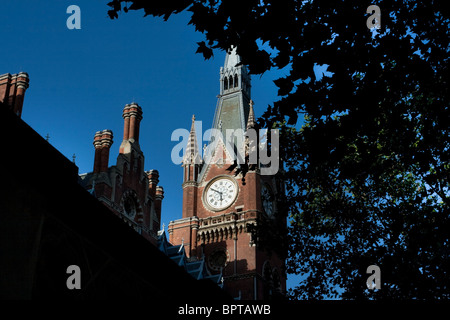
[182,115,202,217]
[183,115,202,165]
[219,46,251,98]
[213,47,252,151]
[245,100,258,166]
[246,99,256,130]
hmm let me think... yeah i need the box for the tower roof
[183,115,202,165]
[213,47,252,134]
[197,48,253,183]
[224,46,241,70]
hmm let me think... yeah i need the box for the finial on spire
[192,114,196,122]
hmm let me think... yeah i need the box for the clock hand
[211,188,222,194]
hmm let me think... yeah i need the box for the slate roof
[157,228,223,285]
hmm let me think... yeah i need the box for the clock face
[261,184,274,216]
[204,177,238,211]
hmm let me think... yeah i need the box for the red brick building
[1,47,287,300]
[169,48,287,300]
[80,103,164,244]
[0,71,227,300]
[76,100,223,286]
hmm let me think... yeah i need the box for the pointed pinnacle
[183,115,202,165]
[247,100,256,130]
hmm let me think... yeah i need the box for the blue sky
[1,0,298,290]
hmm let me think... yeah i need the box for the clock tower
[168,48,286,300]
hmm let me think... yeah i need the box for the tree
[107,0,450,299]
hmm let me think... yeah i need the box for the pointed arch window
[234,74,239,88]
[224,77,228,90]
[228,75,233,88]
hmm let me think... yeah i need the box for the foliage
[107,0,450,299]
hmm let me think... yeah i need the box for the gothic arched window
[224,77,228,90]
[228,75,233,88]
[234,74,239,88]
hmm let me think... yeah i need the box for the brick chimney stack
[0,72,30,118]
[146,170,164,227]
[154,186,164,224]
[120,103,143,153]
[93,129,113,173]
[147,169,159,198]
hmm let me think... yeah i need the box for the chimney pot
[93,129,113,173]
[0,72,30,118]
